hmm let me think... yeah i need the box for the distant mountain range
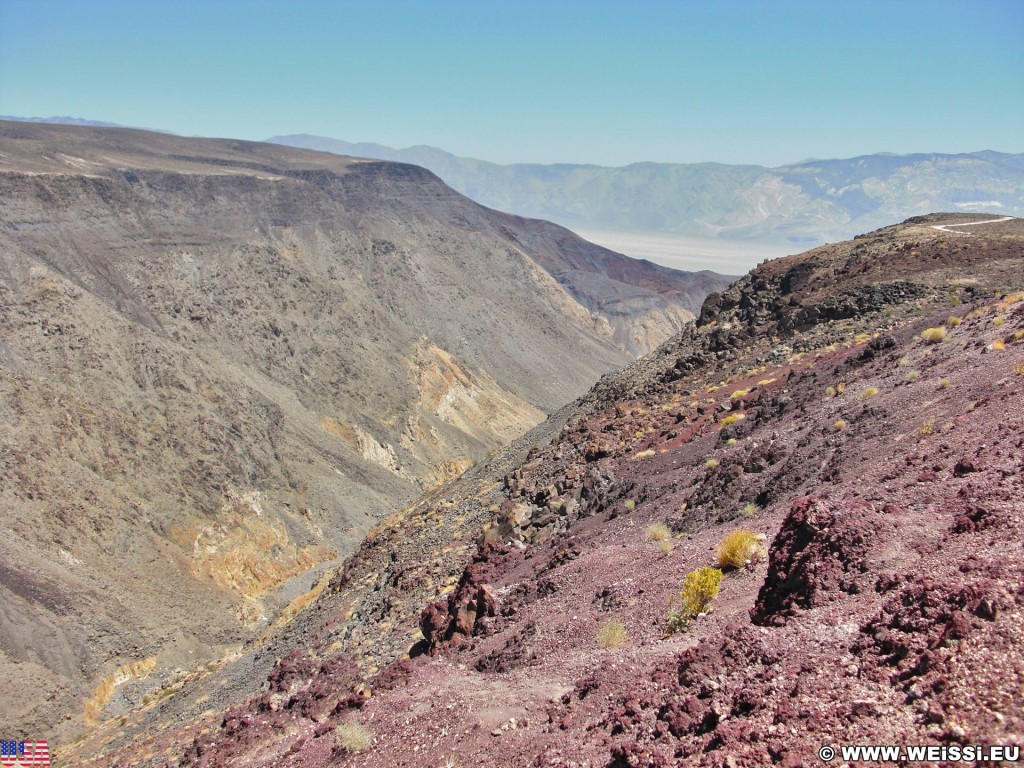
[270,134,1024,246]
[0,115,126,128]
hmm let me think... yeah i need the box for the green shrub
[666,567,723,633]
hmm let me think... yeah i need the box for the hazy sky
[1,0,1021,167]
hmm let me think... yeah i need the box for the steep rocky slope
[0,121,727,743]
[68,214,1024,766]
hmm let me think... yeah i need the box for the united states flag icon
[0,740,50,766]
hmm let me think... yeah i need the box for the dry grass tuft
[647,522,671,542]
[946,316,962,327]
[716,529,766,570]
[921,327,947,344]
[335,722,373,754]
[834,419,847,431]
[595,618,628,648]
[719,412,746,428]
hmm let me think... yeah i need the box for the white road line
[931,216,1013,234]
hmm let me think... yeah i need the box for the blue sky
[1,0,1021,167]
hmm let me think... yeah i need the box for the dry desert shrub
[666,567,722,633]
[921,327,947,343]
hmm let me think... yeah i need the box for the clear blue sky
[1,0,1021,167]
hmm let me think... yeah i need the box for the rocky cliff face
[69,215,1024,767]
[0,121,724,742]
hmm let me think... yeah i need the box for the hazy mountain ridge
[0,121,724,742]
[270,134,1024,245]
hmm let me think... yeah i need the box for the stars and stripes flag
[0,740,50,766]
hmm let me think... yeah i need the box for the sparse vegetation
[834,419,847,431]
[596,618,628,648]
[730,388,751,400]
[705,458,719,469]
[906,370,920,381]
[623,499,636,512]
[633,449,656,460]
[647,522,671,542]
[335,722,373,754]
[993,316,1005,327]
[920,416,936,435]
[719,412,746,429]
[947,316,962,327]
[836,382,845,394]
[939,377,950,389]
[862,386,879,398]
[990,339,1006,351]
[1013,363,1024,376]
[921,327,947,344]
[666,567,723,633]
[715,529,766,570]
[740,502,758,518]
[825,386,836,397]
[657,539,674,555]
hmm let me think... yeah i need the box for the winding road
[930,216,1013,235]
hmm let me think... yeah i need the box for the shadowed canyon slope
[70,215,1024,767]
[0,121,729,742]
